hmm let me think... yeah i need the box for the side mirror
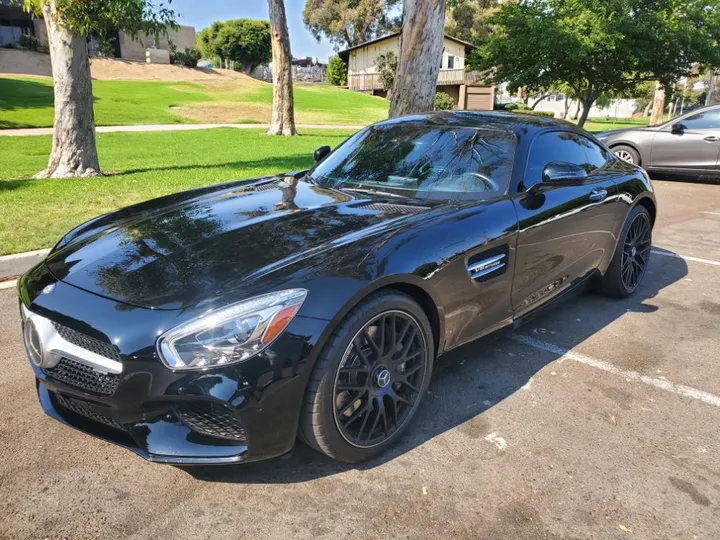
[541,161,589,184]
[313,145,331,162]
[671,123,685,134]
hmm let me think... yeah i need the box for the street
[1,180,719,540]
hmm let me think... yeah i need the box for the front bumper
[20,264,330,465]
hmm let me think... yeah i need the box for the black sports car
[19,112,656,465]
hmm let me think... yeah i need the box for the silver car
[596,104,720,180]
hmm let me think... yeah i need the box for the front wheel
[596,205,652,298]
[612,144,641,165]
[300,292,434,463]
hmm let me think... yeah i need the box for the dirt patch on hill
[172,103,271,124]
[0,49,266,84]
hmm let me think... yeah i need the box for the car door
[649,108,720,172]
[511,130,623,318]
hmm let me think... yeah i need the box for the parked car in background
[19,112,656,465]
[596,104,720,180]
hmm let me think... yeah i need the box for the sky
[170,0,336,62]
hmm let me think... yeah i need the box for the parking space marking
[0,279,18,291]
[651,249,720,268]
[700,211,720,216]
[512,334,720,408]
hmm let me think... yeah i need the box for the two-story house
[338,32,495,110]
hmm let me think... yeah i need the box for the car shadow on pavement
[185,247,687,484]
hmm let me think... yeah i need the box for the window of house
[447,55,455,69]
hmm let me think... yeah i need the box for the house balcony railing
[348,69,483,91]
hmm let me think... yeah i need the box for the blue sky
[170,0,335,62]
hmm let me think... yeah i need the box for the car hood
[45,176,442,310]
[595,126,658,140]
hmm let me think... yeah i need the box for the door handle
[589,188,607,202]
[704,136,719,142]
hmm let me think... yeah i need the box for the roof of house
[338,33,474,62]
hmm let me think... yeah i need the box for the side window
[580,136,610,172]
[525,132,591,185]
[681,109,720,130]
[447,55,455,69]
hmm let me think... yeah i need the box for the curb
[0,248,50,280]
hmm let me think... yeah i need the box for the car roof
[371,110,582,136]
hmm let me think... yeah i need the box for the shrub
[435,91,456,110]
[326,55,347,86]
[512,110,555,117]
[19,34,42,52]
[503,101,531,111]
[376,51,397,94]
[97,37,117,58]
[171,47,202,68]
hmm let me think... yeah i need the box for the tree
[326,55,348,86]
[267,0,297,136]
[389,0,447,118]
[16,0,176,178]
[197,19,271,73]
[376,51,397,95]
[470,0,720,128]
[197,21,226,64]
[445,0,498,42]
[302,0,400,50]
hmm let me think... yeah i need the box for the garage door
[465,86,494,111]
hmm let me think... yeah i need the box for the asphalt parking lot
[1,179,719,540]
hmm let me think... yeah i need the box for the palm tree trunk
[267,0,296,136]
[35,0,100,178]
[388,0,447,118]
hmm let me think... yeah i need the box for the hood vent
[354,202,427,214]
[238,181,280,192]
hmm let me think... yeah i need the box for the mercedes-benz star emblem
[375,368,391,388]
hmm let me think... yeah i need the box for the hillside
[0,50,389,128]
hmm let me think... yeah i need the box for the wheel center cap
[374,368,391,388]
[631,246,637,257]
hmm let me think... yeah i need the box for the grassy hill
[0,76,389,129]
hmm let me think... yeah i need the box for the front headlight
[157,289,307,371]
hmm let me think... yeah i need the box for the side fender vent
[467,245,509,282]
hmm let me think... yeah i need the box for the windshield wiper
[340,186,405,198]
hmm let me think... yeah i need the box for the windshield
[310,123,515,198]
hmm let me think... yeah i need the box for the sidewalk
[0,248,50,288]
[0,123,365,137]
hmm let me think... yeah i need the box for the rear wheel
[300,292,434,463]
[611,144,641,166]
[597,205,652,298]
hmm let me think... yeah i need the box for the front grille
[52,322,121,362]
[55,393,125,431]
[45,357,120,395]
[174,402,247,441]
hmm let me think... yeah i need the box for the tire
[596,205,652,298]
[300,291,434,463]
[611,144,641,166]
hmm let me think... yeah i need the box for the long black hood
[45,177,441,310]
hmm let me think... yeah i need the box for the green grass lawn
[581,116,651,133]
[0,76,389,129]
[0,128,355,254]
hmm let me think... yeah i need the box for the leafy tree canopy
[19,0,177,39]
[469,0,720,126]
[445,0,498,42]
[302,0,400,50]
[326,55,348,86]
[197,19,271,73]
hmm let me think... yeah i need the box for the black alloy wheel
[300,291,434,463]
[621,211,652,291]
[333,310,428,448]
[596,205,653,298]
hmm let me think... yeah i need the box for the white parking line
[0,279,18,291]
[512,334,720,408]
[700,211,720,216]
[651,249,720,268]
